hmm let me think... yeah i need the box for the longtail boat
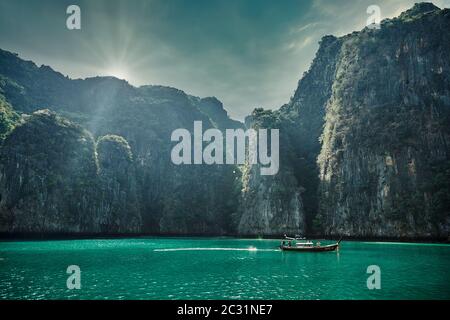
[279,235,342,252]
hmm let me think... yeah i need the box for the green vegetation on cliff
[0,110,98,232]
[0,95,19,140]
[0,49,243,235]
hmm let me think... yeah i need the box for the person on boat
[288,241,292,247]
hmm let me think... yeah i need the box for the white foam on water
[363,242,450,247]
[153,247,278,252]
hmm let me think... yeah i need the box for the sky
[0,0,449,120]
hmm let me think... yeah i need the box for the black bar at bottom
[0,300,448,318]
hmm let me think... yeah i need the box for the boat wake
[154,247,279,252]
[363,242,450,247]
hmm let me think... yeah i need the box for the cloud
[290,22,322,34]
[286,36,315,52]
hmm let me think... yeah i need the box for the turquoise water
[0,238,449,300]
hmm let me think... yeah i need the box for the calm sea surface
[0,238,449,300]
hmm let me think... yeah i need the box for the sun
[105,66,129,81]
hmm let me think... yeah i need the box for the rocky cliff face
[96,135,142,233]
[238,109,305,236]
[317,3,450,238]
[0,110,98,233]
[238,35,343,236]
[0,52,242,235]
[241,3,450,238]
[238,157,305,236]
[197,97,243,130]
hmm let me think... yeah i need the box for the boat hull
[280,244,339,252]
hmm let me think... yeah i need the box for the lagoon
[0,238,449,300]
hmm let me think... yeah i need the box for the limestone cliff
[0,52,242,235]
[0,110,98,233]
[238,35,343,236]
[317,3,450,238]
[238,109,305,236]
[241,3,450,239]
[96,135,142,233]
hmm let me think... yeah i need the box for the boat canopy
[296,241,314,246]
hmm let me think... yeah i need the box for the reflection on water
[0,238,449,300]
